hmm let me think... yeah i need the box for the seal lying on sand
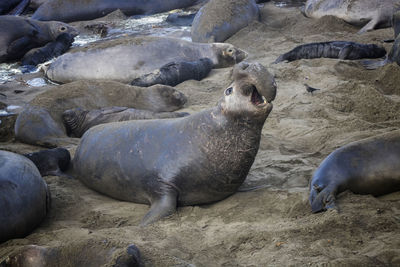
[15,80,188,147]
[191,0,260,43]
[21,32,75,72]
[45,36,247,84]
[72,62,277,226]
[274,41,386,63]
[62,107,190,138]
[303,0,400,34]
[0,243,141,267]
[0,150,50,243]
[32,0,198,22]
[130,58,213,87]
[309,130,400,213]
[0,16,78,63]
[23,148,71,177]
[362,11,400,69]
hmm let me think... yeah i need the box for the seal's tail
[360,57,389,70]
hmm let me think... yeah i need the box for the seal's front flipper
[338,44,353,60]
[310,186,338,213]
[140,191,178,226]
[357,17,378,34]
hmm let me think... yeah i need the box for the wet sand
[1,3,400,266]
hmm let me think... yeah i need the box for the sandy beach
[1,2,400,266]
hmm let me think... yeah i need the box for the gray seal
[62,106,190,138]
[191,0,260,43]
[274,41,386,63]
[15,80,188,147]
[362,11,400,69]
[45,36,247,84]
[309,130,400,213]
[32,0,198,23]
[130,58,213,87]
[72,62,277,226]
[303,0,400,34]
[0,150,50,243]
[0,15,78,63]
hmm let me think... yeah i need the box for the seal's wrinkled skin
[0,150,50,243]
[275,41,386,63]
[73,62,277,226]
[310,130,400,213]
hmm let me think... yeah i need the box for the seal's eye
[227,48,233,53]
[60,26,66,31]
[225,87,233,95]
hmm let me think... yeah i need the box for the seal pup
[23,147,71,177]
[303,0,400,34]
[32,0,198,22]
[21,32,75,72]
[14,81,188,147]
[130,58,213,87]
[274,41,386,63]
[0,16,78,63]
[0,150,50,243]
[361,11,400,69]
[72,62,277,226]
[191,0,260,43]
[45,36,247,84]
[62,107,190,138]
[309,130,400,213]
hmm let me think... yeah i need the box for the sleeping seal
[72,62,277,225]
[0,150,50,243]
[303,0,400,34]
[45,36,247,84]
[191,0,260,43]
[274,41,386,63]
[0,15,78,63]
[309,130,400,213]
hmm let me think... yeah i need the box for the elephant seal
[0,243,142,267]
[72,62,277,225]
[309,130,400,213]
[0,16,78,63]
[32,0,198,22]
[130,58,213,87]
[274,41,386,63]
[62,106,190,138]
[362,11,400,69]
[0,150,50,243]
[21,32,75,72]
[15,80,187,147]
[191,0,260,43]
[23,148,71,177]
[303,0,400,34]
[45,36,247,84]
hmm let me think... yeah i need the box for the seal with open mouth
[72,62,277,225]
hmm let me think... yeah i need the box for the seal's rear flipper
[140,190,178,226]
[360,58,388,70]
[357,17,379,34]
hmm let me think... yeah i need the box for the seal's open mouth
[251,87,267,106]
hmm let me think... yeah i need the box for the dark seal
[62,106,190,138]
[23,147,71,177]
[72,62,277,225]
[21,32,75,72]
[274,41,386,63]
[0,150,50,243]
[130,58,213,87]
[309,130,400,213]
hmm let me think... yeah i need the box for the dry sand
[1,3,400,266]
